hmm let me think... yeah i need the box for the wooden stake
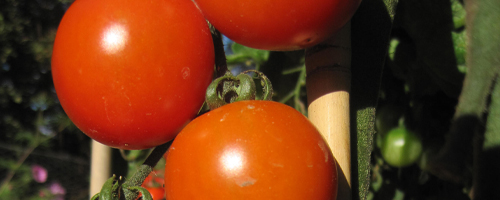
[89,140,112,197]
[306,22,351,200]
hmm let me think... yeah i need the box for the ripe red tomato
[137,187,165,200]
[164,101,338,200]
[143,170,165,188]
[193,0,361,51]
[51,0,214,149]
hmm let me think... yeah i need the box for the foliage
[369,0,498,199]
[1,0,89,199]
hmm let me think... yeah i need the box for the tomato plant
[51,0,214,149]
[375,105,405,148]
[193,0,361,51]
[164,101,338,199]
[380,127,423,168]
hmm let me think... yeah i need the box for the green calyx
[90,174,153,200]
[206,70,273,110]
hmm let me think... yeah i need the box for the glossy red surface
[52,0,214,149]
[164,101,338,199]
[193,0,361,51]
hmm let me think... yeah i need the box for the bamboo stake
[89,140,112,197]
[305,22,351,200]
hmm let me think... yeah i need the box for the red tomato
[193,0,361,51]
[164,101,338,200]
[51,0,214,149]
[137,187,165,200]
[143,170,165,188]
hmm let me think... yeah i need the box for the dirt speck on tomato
[182,67,191,79]
[236,177,256,187]
[271,163,284,168]
[220,113,229,122]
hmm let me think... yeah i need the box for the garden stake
[90,140,112,198]
[306,22,352,200]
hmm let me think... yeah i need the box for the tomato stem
[205,72,256,109]
[205,70,274,110]
[241,70,274,101]
[121,141,172,199]
[210,24,228,78]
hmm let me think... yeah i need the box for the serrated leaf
[351,0,394,199]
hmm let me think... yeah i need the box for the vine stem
[122,141,172,199]
[294,66,307,114]
[0,144,37,194]
[210,24,228,77]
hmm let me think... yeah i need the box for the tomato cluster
[52,0,359,149]
[52,0,361,199]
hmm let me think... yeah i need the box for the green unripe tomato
[375,105,404,148]
[381,127,423,167]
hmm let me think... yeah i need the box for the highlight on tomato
[51,0,215,149]
[193,0,361,51]
[164,100,338,200]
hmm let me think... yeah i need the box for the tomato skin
[51,0,214,149]
[143,170,165,188]
[164,101,338,200]
[137,187,165,200]
[193,0,361,51]
[381,127,423,168]
[147,187,166,200]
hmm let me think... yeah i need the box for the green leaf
[484,76,500,150]
[227,43,269,64]
[128,186,153,200]
[394,0,464,98]
[383,0,399,20]
[351,0,394,199]
[452,31,467,67]
[436,0,500,198]
[451,0,466,29]
[97,175,122,200]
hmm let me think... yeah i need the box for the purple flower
[49,182,66,196]
[31,165,48,183]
